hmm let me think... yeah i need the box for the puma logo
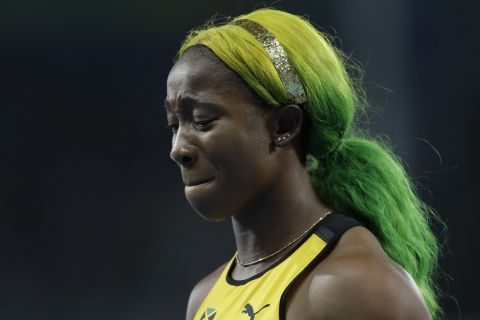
[242,303,270,319]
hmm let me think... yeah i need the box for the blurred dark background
[1,0,478,319]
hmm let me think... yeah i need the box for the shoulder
[185,262,229,320]
[287,226,431,320]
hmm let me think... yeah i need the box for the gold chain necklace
[235,211,333,267]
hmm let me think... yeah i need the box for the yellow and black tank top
[194,212,362,320]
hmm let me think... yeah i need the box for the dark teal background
[1,0,478,319]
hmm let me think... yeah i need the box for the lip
[184,177,215,187]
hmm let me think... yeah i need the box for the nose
[169,129,198,168]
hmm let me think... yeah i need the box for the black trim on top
[225,211,341,286]
[278,212,363,320]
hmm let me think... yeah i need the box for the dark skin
[165,45,431,320]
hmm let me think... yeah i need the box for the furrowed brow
[164,97,223,114]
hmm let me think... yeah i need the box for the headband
[232,19,307,105]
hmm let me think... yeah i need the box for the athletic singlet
[193,212,362,320]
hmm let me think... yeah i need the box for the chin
[184,178,254,222]
[187,199,232,222]
[185,190,240,222]
[197,209,231,222]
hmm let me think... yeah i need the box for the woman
[164,8,440,320]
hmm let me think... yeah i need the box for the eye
[166,123,178,134]
[193,119,214,130]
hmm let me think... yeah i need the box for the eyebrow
[163,97,223,113]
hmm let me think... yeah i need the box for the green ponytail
[308,138,440,318]
[177,8,441,318]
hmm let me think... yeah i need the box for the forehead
[165,46,264,113]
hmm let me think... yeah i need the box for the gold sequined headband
[232,19,307,105]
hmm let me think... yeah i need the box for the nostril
[181,155,193,167]
[170,143,197,167]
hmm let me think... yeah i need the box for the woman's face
[165,46,279,221]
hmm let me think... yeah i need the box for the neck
[230,158,330,274]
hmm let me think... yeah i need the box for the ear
[273,104,303,146]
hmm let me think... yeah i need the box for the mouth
[185,177,215,187]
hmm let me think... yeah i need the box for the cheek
[186,121,274,220]
[212,129,270,176]
[213,132,275,197]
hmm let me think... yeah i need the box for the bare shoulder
[287,226,431,320]
[185,262,228,320]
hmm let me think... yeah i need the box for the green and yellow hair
[177,8,441,319]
